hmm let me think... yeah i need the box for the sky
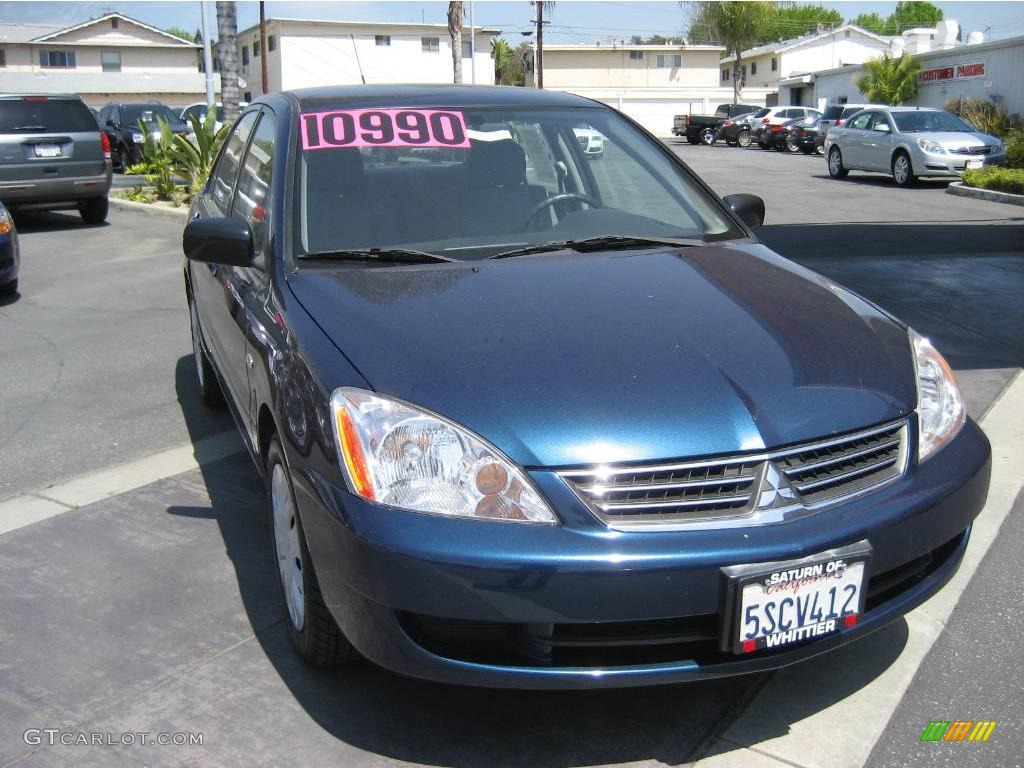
[1,0,1023,43]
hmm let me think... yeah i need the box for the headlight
[911,330,965,461]
[330,388,557,523]
[0,208,11,235]
[917,138,947,155]
[131,131,144,143]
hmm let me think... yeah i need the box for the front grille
[952,145,991,155]
[559,420,907,527]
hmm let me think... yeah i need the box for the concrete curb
[694,368,1024,768]
[946,181,1024,207]
[108,195,189,221]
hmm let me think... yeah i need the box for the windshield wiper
[489,235,706,260]
[13,125,48,131]
[299,248,455,264]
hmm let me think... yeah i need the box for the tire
[892,150,917,187]
[189,295,224,406]
[78,196,108,224]
[0,279,16,297]
[267,438,356,668]
[700,128,717,146]
[785,136,800,153]
[737,130,752,148]
[827,146,849,178]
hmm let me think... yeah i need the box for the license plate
[966,159,983,169]
[33,144,62,158]
[721,541,871,655]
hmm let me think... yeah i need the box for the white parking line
[694,369,1024,768]
[0,430,242,537]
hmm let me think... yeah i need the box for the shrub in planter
[963,167,1024,195]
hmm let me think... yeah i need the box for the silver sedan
[824,106,1006,186]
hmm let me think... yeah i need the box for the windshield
[891,110,974,133]
[296,106,741,261]
[0,98,97,133]
[123,105,184,128]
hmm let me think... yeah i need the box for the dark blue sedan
[0,201,18,297]
[183,86,990,688]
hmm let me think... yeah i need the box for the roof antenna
[349,34,366,84]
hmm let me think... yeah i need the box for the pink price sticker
[300,108,472,151]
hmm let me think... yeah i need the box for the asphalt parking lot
[0,145,1021,767]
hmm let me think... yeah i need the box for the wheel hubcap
[895,157,908,182]
[829,150,841,174]
[189,301,204,388]
[272,463,305,631]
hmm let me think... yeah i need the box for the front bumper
[292,418,990,688]
[913,147,1007,176]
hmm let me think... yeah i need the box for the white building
[525,42,773,135]
[720,24,891,106]
[809,33,1024,117]
[0,12,217,107]
[235,18,500,98]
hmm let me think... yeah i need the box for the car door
[190,109,260,414]
[840,111,873,168]
[227,108,277,440]
[863,112,896,171]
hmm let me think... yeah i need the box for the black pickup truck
[673,103,761,145]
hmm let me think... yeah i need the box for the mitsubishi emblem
[757,463,799,510]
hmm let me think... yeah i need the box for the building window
[253,41,260,57]
[244,91,252,102]
[268,35,276,52]
[0,49,5,67]
[629,50,643,60]
[656,54,681,68]
[375,35,390,47]
[751,62,757,75]
[721,67,729,81]
[242,45,249,66]
[39,50,76,68]
[462,41,472,58]
[771,57,777,71]
[845,30,851,38]
[101,50,121,72]
[111,17,118,30]
[422,36,440,53]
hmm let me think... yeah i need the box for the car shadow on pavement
[166,352,917,766]
[9,209,110,233]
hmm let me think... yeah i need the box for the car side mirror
[183,217,255,267]
[723,193,765,230]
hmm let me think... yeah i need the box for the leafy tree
[689,1,774,103]
[887,1,943,33]
[856,52,920,105]
[491,37,513,83]
[165,25,197,42]
[171,106,231,196]
[850,12,888,35]
[761,4,842,42]
[448,1,465,84]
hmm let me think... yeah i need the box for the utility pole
[469,0,476,84]
[199,1,215,107]
[536,2,544,89]
[259,1,268,95]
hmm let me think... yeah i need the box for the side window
[847,112,872,130]
[231,111,276,252]
[209,110,259,215]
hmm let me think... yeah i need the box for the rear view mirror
[723,193,765,230]
[183,217,255,267]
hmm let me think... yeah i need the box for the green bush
[944,97,1020,139]
[1005,129,1024,169]
[962,166,1024,195]
[169,106,229,197]
[126,117,177,200]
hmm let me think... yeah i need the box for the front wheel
[892,151,917,187]
[78,196,108,224]
[827,146,849,178]
[785,136,800,153]
[737,129,752,148]
[700,128,717,146]
[267,439,356,668]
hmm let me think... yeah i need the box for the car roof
[883,106,945,112]
[285,84,601,112]
[0,93,84,101]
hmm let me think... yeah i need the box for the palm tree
[692,1,774,104]
[856,52,920,106]
[492,38,513,84]
[448,2,465,84]
[216,1,241,122]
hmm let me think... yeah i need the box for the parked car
[674,103,760,145]
[720,108,769,147]
[0,201,18,296]
[753,107,821,148]
[185,85,989,689]
[819,103,887,134]
[572,122,604,157]
[826,106,1007,186]
[790,116,827,155]
[98,102,189,171]
[763,114,822,153]
[0,94,112,223]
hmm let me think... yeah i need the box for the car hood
[288,243,916,468]
[910,131,999,147]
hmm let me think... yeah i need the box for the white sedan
[573,123,604,158]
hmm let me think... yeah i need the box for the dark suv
[98,102,189,171]
[0,94,112,223]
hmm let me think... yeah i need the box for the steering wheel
[523,193,603,230]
